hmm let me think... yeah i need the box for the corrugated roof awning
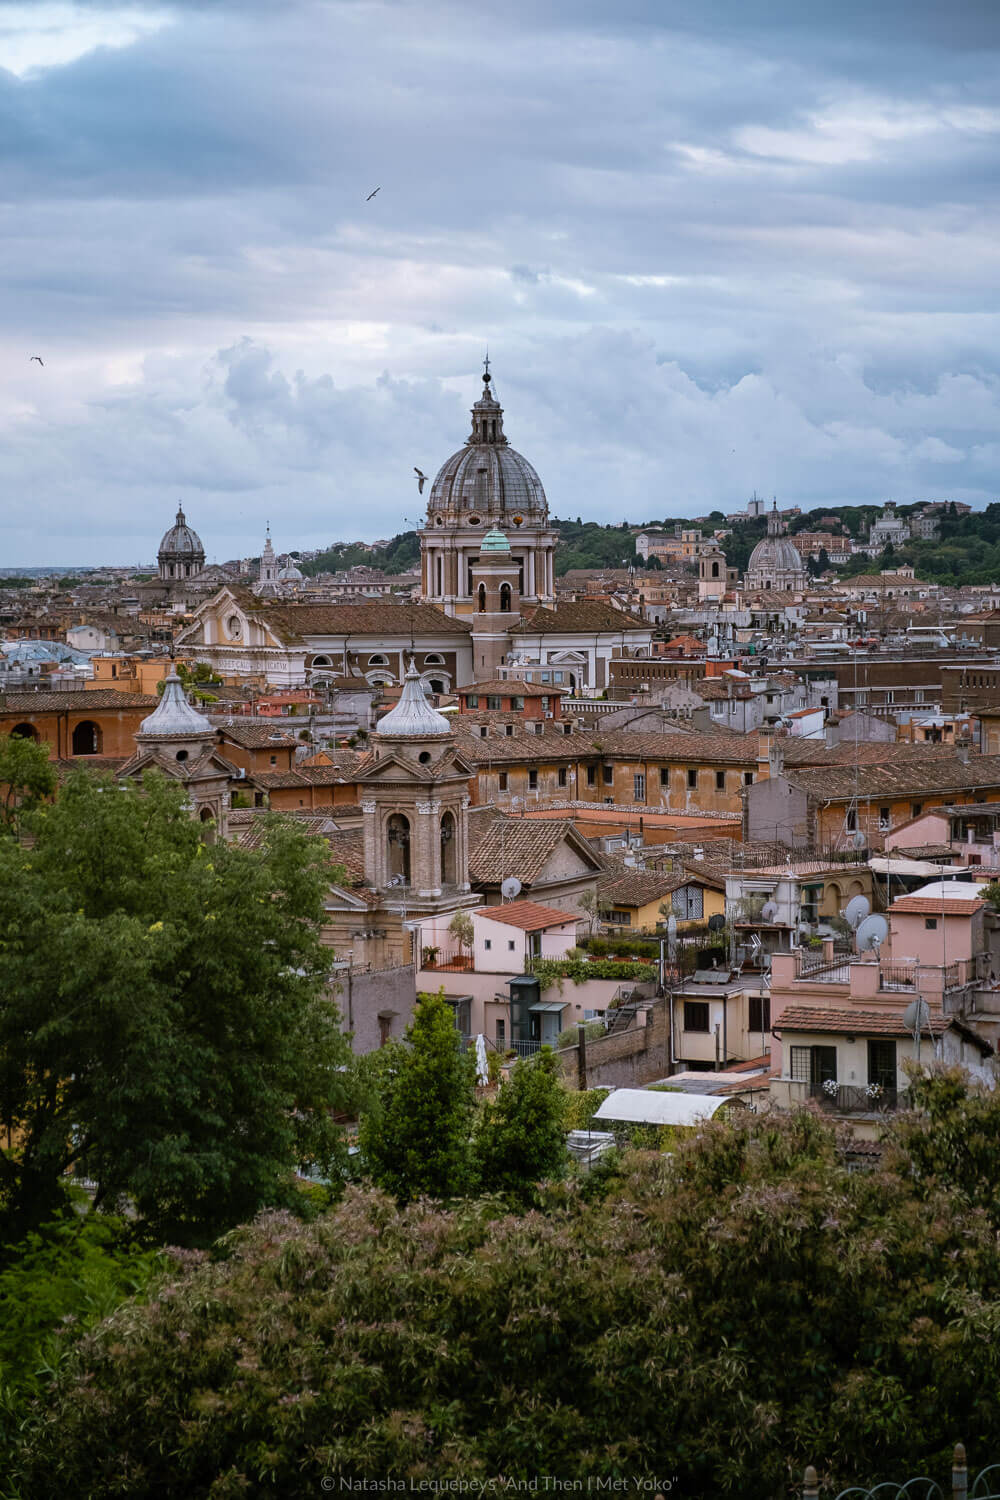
[594,1089,727,1126]
[529,1000,567,1013]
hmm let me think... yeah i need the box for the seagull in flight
[414,467,429,494]
[366,186,381,201]
[29,355,43,365]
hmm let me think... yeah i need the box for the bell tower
[470,527,520,679]
[359,661,478,913]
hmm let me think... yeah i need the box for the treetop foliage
[0,771,351,1245]
[9,1072,1000,1497]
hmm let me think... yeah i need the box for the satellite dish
[761,900,779,923]
[844,894,871,930]
[707,912,726,932]
[851,830,867,849]
[903,998,931,1037]
[501,876,522,902]
[856,913,888,953]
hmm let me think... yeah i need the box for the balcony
[810,1082,908,1115]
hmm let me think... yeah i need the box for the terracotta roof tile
[468,815,600,886]
[1,689,158,712]
[777,1005,950,1037]
[889,896,985,916]
[474,899,579,931]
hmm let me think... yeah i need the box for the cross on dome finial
[483,350,491,382]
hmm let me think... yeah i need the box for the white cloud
[0,2,170,78]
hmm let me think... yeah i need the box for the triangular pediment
[358,745,475,786]
[175,586,292,653]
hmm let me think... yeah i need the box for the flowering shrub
[822,1078,840,1097]
[11,1090,1000,1496]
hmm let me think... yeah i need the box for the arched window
[9,723,38,740]
[199,805,216,846]
[71,720,101,756]
[368,653,388,667]
[500,583,512,613]
[440,810,457,886]
[424,653,444,666]
[311,655,332,668]
[477,583,487,612]
[712,561,719,578]
[430,679,444,694]
[386,813,411,885]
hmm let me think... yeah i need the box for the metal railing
[796,952,852,983]
[810,1082,907,1115]
[801,1441,999,1499]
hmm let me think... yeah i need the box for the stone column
[415,799,442,897]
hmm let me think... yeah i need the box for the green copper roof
[480,527,511,554]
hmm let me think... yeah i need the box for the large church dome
[745,504,806,591]
[158,505,205,581]
[426,368,547,529]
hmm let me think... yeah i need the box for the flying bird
[366,187,381,201]
[414,467,428,494]
[29,355,43,365]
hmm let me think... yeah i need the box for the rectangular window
[511,696,524,710]
[789,1046,811,1083]
[587,766,597,787]
[611,909,632,925]
[925,917,937,930]
[715,770,726,790]
[879,806,891,827]
[533,721,544,735]
[683,1001,710,1033]
[528,769,538,789]
[496,1018,505,1047]
[558,767,567,788]
[748,994,771,1033]
[479,726,488,738]
[743,771,754,785]
[466,694,479,708]
[660,768,670,786]
[868,1038,897,1090]
[687,768,698,789]
[633,773,646,802]
[846,809,857,832]
[912,802,922,818]
[541,672,551,683]
[508,940,515,951]
[602,764,614,785]
[486,695,502,710]
[504,724,514,737]
[499,771,508,791]
[541,696,550,712]
[484,938,492,950]
[554,672,564,683]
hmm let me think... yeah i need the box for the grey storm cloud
[0,0,998,563]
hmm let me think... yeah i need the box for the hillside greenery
[301,531,421,577]
[8,1071,1000,1496]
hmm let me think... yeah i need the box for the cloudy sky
[2,0,999,565]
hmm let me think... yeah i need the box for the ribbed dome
[747,534,803,575]
[480,527,511,554]
[745,504,806,589]
[158,505,204,559]
[137,670,214,740]
[427,369,547,525]
[277,563,303,581]
[375,660,451,738]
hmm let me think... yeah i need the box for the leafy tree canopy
[358,989,477,1202]
[0,773,351,1244]
[473,1048,568,1201]
[0,733,56,835]
[301,531,421,578]
[11,1072,1000,1496]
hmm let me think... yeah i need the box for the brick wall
[558,997,671,1089]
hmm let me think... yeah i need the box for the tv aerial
[844,894,871,930]
[501,876,522,902]
[855,913,888,955]
[903,997,933,1062]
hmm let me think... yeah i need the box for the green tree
[358,989,476,1202]
[473,1049,568,1200]
[448,910,474,960]
[0,733,56,835]
[0,772,350,1243]
[14,1103,1000,1496]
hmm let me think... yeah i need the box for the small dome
[375,660,451,738]
[137,670,214,739]
[277,563,303,581]
[158,505,204,559]
[747,534,804,575]
[480,527,511,554]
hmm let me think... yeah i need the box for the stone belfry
[470,527,520,678]
[358,661,478,917]
[419,360,557,618]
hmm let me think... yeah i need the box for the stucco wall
[339,964,418,1054]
